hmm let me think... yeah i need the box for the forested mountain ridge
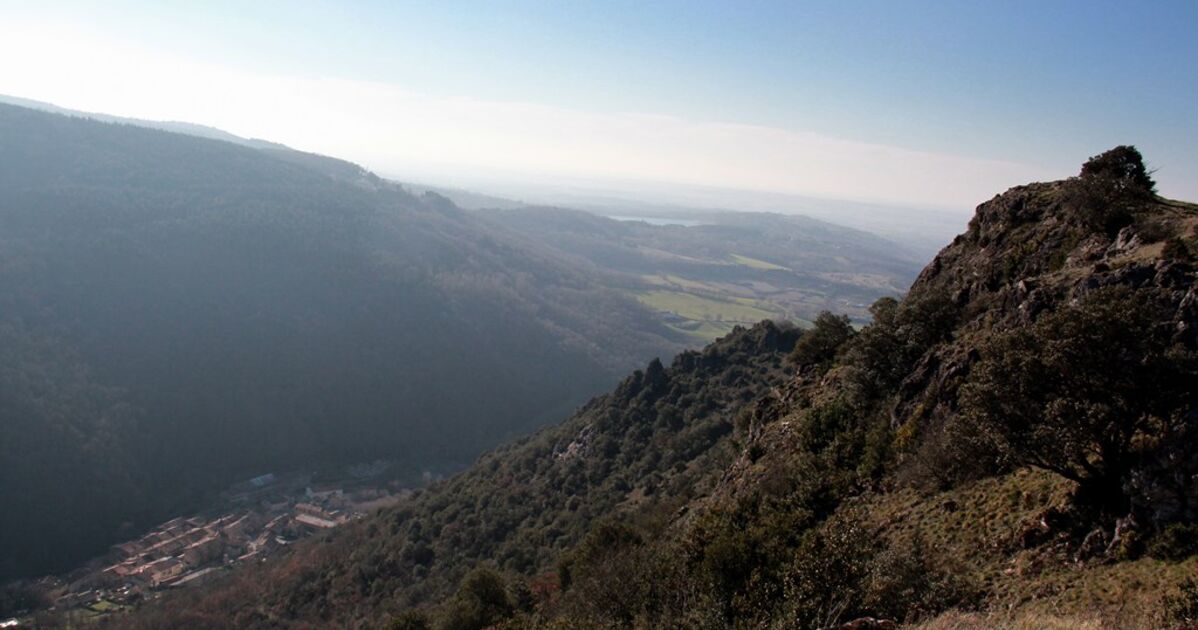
[0,102,688,580]
[109,147,1198,629]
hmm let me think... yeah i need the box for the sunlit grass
[729,253,790,271]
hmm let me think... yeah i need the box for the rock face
[911,154,1196,538]
[732,147,1198,529]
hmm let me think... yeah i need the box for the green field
[641,273,719,292]
[728,253,790,271]
[633,289,785,341]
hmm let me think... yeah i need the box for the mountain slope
[0,102,686,580]
[121,322,799,627]
[101,147,1198,629]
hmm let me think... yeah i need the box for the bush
[1162,237,1193,261]
[1164,578,1198,626]
[557,520,642,590]
[388,610,430,630]
[439,568,514,630]
[960,286,1197,515]
[784,517,877,627]
[790,311,856,370]
[1079,145,1155,194]
[1066,145,1156,233]
[861,533,977,623]
[783,519,975,627]
[1147,523,1198,562]
[841,290,957,407]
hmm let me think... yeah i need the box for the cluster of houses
[50,466,408,613]
[97,511,293,590]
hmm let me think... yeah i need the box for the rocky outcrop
[721,147,1198,542]
[888,148,1197,440]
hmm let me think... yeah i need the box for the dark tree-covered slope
[115,322,799,628]
[0,103,685,580]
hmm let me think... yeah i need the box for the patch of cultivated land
[632,288,788,341]
[728,252,790,270]
[479,206,923,341]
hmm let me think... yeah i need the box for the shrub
[783,519,975,627]
[388,610,430,630]
[1066,145,1156,233]
[841,290,957,407]
[1162,237,1193,261]
[790,311,856,370]
[784,517,877,627]
[1164,578,1198,626]
[439,568,514,630]
[861,533,978,623]
[1078,145,1155,194]
[959,286,1197,515]
[1147,523,1198,562]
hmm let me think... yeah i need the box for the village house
[181,535,224,566]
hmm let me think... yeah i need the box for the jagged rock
[1075,527,1110,563]
[1015,507,1070,549]
[1111,226,1142,254]
[1070,234,1111,265]
[1105,513,1141,558]
[1103,262,1158,288]
[1127,409,1198,524]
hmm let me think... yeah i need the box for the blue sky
[2,0,1196,208]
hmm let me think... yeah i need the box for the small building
[168,566,223,588]
[111,541,143,559]
[182,536,223,566]
[294,513,338,530]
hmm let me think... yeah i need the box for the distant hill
[479,206,921,339]
[0,94,287,150]
[113,148,1198,629]
[0,102,686,580]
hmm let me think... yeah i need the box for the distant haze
[398,168,968,258]
[2,1,1195,216]
[0,33,1042,211]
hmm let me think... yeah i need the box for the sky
[1,0,1195,211]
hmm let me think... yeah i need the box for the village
[28,461,416,622]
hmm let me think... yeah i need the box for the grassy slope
[632,289,785,341]
[844,469,1194,627]
[669,461,1194,629]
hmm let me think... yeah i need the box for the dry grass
[835,469,1197,629]
[913,609,1109,630]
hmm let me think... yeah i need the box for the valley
[83,147,1198,629]
[478,207,920,341]
[0,101,916,593]
[2,4,1194,628]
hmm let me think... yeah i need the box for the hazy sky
[2,0,1195,210]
